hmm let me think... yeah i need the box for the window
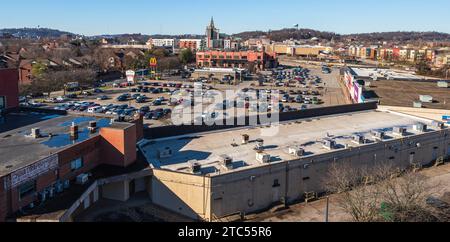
[226,56,232,59]
[205,55,210,58]
[219,55,224,59]
[70,157,84,171]
[302,177,311,181]
[0,96,5,110]
[212,55,217,59]
[19,180,36,200]
[272,179,280,187]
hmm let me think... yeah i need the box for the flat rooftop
[140,110,445,176]
[350,67,427,81]
[0,112,112,177]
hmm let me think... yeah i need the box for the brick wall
[0,68,19,109]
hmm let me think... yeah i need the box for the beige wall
[151,170,212,221]
[209,129,450,218]
[146,129,450,221]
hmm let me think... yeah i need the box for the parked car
[97,95,109,100]
[87,106,103,113]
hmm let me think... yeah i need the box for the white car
[87,106,103,113]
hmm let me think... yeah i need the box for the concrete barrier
[144,103,378,139]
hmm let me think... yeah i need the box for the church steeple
[210,17,215,28]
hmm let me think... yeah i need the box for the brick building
[196,50,277,71]
[0,112,144,221]
[0,68,19,112]
[179,39,204,51]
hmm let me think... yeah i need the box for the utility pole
[325,196,330,222]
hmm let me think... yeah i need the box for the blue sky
[1,0,450,36]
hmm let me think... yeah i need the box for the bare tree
[324,161,443,222]
[324,162,385,222]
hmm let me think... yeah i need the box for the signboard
[149,57,158,67]
[443,115,450,124]
[7,154,59,189]
[126,70,136,83]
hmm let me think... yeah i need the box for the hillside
[342,31,450,42]
[0,28,76,39]
[233,28,338,41]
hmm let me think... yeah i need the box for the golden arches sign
[149,57,158,67]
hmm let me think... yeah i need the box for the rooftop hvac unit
[88,121,97,132]
[413,101,423,108]
[352,134,365,144]
[242,134,250,144]
[322,139,336,150]
[256,152,271,164]
[288,146,305,157]
[76,173,89,185]
[413,123,427,132]
[371,130,385,140]
[31,128,41,139]
[254,139,265,151]
[220,155,234,170]
[393,127,407,136]
[431,121,445,130]
[419,95,433,103]
[158,147,173,159]
[188,160,202,174]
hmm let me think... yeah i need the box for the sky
[1,0,450,36]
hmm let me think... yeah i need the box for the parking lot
[22,66,348,127]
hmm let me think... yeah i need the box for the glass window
[0,96,5,110]
[70,158,84,171]
[19,180,36,200]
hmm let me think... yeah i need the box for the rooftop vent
[242,134,250,144]
[70,122,79,137]
[256,152,271,164]
[220,155,233,170]
[31,128,41,139]
[188,160,202,174]
[431,121,445,130]
[352,134,365,144]
[288,146,305,157]
[254,138,265,151]
[371,130,385,140]
[322,139,336,150]
[158,147,173,159]
[393,127,407,136]
[88,121,97,133]
[413,123,427,132]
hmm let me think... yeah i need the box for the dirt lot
[370,80,450,109]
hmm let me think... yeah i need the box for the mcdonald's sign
[149,57,158,67]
